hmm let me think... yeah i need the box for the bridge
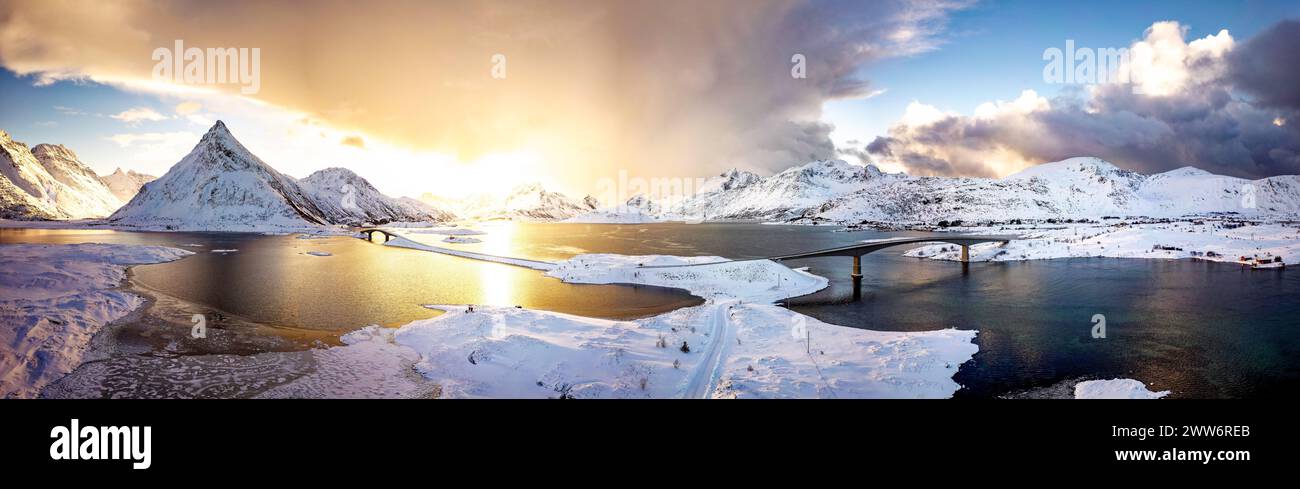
[359,227,1015,299]
[359,228,398,242]
[771,235,1016,298]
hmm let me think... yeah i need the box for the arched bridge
[359,228,398,242]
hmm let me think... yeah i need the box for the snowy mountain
[1,131,62,219]
[494,183,593,220]
[669,159,893,220]
[662,157,1300,223]
[814,157,1300,223]
[442,183,595,221]
[298,167,455,226]
[100,167,156,202]
[0,130,122,219]
[564,193,662,223]
[109,121,332,231]
[31,144,123,217]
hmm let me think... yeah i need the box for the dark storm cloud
[869,19,1300,179]
[1230,19,1300,110]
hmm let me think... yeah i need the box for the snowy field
[0,243,192,398]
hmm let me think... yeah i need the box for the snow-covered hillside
[100,167,156,202]
[109,121,332,231]
[298,167,455,226]
[0,130,123,219]
[31,144,123,217]
[669,159,895,220]
[668,157,1300,223]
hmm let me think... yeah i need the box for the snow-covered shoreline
[0,243,193,398]
[903,220,1300,266]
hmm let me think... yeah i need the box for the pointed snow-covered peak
[197,120,243,150]
[110,121,333,229]
[208,119,230,135]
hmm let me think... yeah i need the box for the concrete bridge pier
[851,255,863,300]
[960,244,969,263]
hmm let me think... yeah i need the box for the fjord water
[4,223,1297,398]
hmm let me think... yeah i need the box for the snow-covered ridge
[664,157,1300,222]
[298,167,454,226]
[420,182,595,222]
[0,129,124,219]
[670,159,895,220]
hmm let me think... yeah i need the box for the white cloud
[899,101,953,127]
[973,90,1049,120]
[1127,22,1234,96]
[110,107,168,124]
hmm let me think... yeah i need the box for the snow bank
[0,243,193,398]
[336,303,976,399]
[1074,379,1170,399]
[906,221,1300,265]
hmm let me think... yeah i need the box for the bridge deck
[768,235,1017,261]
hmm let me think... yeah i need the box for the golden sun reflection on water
[478,221,516,306]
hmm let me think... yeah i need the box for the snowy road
[682,302,735,399]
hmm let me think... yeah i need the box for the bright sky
[1,0,1297,199]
